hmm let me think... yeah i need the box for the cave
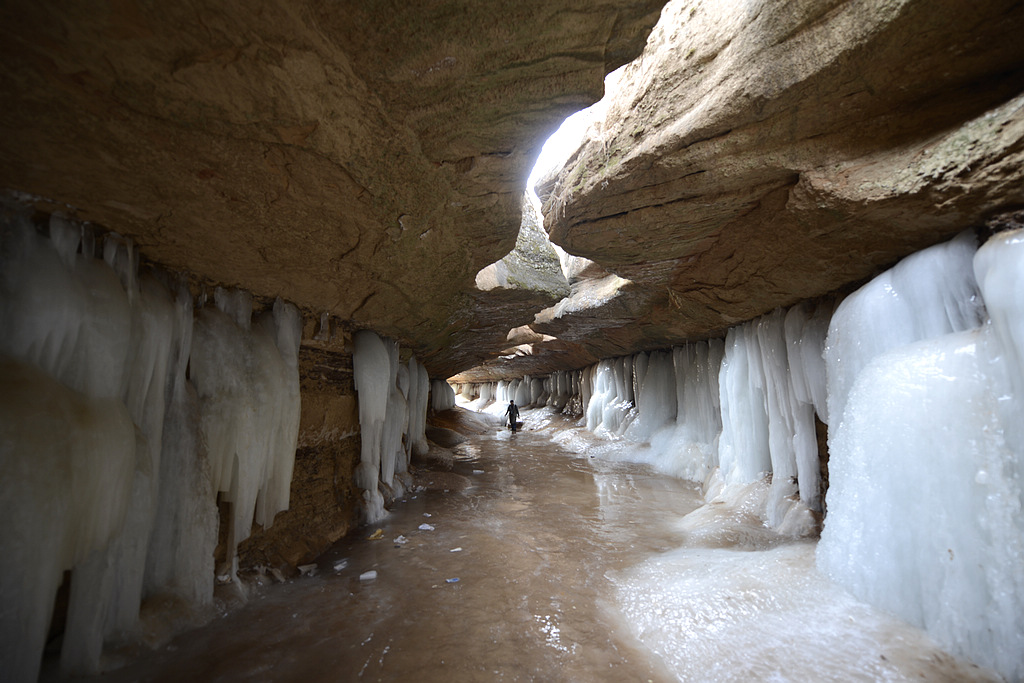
[2,1,1024,681]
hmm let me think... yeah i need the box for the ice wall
[585,357,637,435]
[569,314,825,523]
[352,330,432,521]
[0,207,302,680]
[645,340,724,483]
[824,230,984,425]
[819,231,1024,681]
[453,230,1019,677]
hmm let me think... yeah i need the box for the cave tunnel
[2,1,1024,681]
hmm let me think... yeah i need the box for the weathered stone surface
[425,425,468,449]
[0,0,663,379]
[443,194,572,374]
[539,0,1024,362]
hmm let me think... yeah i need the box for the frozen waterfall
[351,330,434,523]
[0,208,301,681]
[818,230,1024,680]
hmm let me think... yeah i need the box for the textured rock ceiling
[0,0,662,377]
[521,0,1024,380]
[3,0,1024,382]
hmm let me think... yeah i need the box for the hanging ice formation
[463,301,829,528]
[431,377,457,412]
[818,230,1023,681]
[0,207,302,682]
[351,330,432,524]
[453,229,1022,678]
[190,287,303,580]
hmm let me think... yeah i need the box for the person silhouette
[504,399,520,432]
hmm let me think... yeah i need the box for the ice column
[644,340,724,482]
[515,375,532,406]
[624,351,674,441]
[824,230,984,425]
[718,324,772,485]
[60,245,179,674]
[144,280,217,608]
[406,356,430,457]
[379,339,406,495]
[431,378,456,412]
[352,331,391,523]
[584,357,638,435]
[819,230,1022,681]
[351,333,431,515]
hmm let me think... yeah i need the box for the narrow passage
[79,408,998,683]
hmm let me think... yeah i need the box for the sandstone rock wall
[238,344,362,572]
[0,0,663,379]
[537,0,1024,364]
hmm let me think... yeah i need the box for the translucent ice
[824,230,984,427]
[625,350,676,441]
[644,341,724,483]
[718,323,771,485]
[819,229,1024,681]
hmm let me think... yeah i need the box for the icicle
[315,311,330,341]
[718,324,771,485]
[406,357,430,457]
[353,330,390,522]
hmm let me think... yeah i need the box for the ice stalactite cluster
[818,230,1023,681]
[457,229,1023,680]
[351,330,432,524]
[190,288,302,579]
[0,209,301,682]
[718,303,831,527]
[444,225,1024,678]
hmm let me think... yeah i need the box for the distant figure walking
[504,399,520,433]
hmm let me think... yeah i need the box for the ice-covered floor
[54,406,1002,682]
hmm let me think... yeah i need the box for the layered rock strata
[534,0,1024,369]
[0,0,663,379]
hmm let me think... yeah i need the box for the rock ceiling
[2,0,1024,381]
